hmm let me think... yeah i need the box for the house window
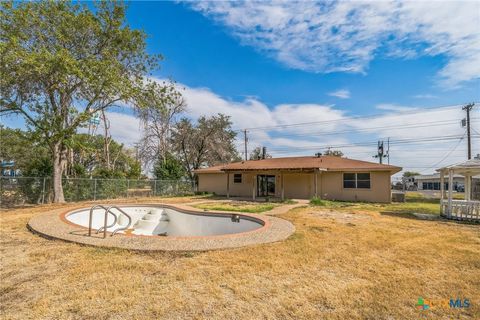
[233,174,242,183]
[356,173,371,189]
[343,173,356,188]
[343,173,371,189]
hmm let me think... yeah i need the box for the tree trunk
[52,143,66,203]
[102,110,111,170]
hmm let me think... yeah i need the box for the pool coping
[27,203,295,251]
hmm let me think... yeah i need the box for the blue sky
[127,1,478,111]
[3,1,480,174]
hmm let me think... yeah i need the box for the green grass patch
[354,202,439,215]
[309,197,325,206]
[193,201,280,213]
[405,192,439,203]
[309,191,442,215]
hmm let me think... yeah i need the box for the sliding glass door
[257,175,275,197]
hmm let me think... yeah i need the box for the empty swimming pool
[64,205,264,237]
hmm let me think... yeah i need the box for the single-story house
[194,155,402,203]
[413,173,480,191]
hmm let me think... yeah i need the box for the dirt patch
[309,209,373,225]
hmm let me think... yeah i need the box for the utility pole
[462,103,475,159]
[387,137,390,165]
[374,140,385,164]
[243,130,248,161]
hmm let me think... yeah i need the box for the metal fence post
[154,180,157,197]
[41,177,46,204]
[93,179,97,201]
[127,179,130,198]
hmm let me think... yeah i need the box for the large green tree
[152,152,185,180]
[249,146,272,160]
[323,149,344,157]
[0,125,51,176]
[0,1,170,202]
[68,133,141,179]
[171,114,239,185]
[0,127,141,179]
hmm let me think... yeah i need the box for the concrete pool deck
[27,201,296,251]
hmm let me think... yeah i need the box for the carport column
[465,174,471,201]
[440,171,445,214]
[252,174,256,200]
[281,173,285,201]
[226,173,230,199]
[447,169,453,218]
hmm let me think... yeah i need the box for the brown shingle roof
[194,156,402,173]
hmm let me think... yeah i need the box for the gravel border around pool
[27,204,295,251]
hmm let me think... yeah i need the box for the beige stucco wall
[197,173,253,197]
[197,170,393,203]
[318,171,392,203]
[283,173,313,199]
[197,173,226,195]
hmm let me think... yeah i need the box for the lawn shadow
[380,211,479,226]
[380,211,441,221]
[405,198,439,204]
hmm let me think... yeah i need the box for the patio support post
[226,173,230,199]
[440,171,445,214]
[465,174,471,201]
[281,173,285,201]
[252,174,256,200]
[314,170,318,198]
[448,169,453,218]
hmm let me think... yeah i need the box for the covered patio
[223,169,325,201]
[438,159,480,222]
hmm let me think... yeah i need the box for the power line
[234,103,478,132]
[266,134,478,152]
[267,118,479,139]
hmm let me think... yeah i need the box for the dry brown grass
[1,198,479,319]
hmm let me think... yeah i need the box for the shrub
[310,196,326,206]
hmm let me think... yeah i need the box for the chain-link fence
[0,176,193,207]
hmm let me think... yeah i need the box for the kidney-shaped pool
[28,203,295,251]
[65,205,264,237]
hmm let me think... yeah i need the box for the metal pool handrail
[107,206,132,236]
[88,205,117,237]
[96,209,120,236]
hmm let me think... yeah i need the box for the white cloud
[105,112,142,147]
[79,111,142,147]
[187,1,480,87]
[375,104,416,112]
[328,89,350,99]
[100,78,478,175]
[413,94,438,99]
